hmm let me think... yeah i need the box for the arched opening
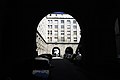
[65,47,73,54]
[36,12,81,57]
[64,47,73,59]
[52,47,60,57]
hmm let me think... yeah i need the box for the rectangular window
[74,40,77,42]
[54,20,58,24]
[67,33,71,35]
[61,30,64,32]
[48,37,49,39]
[73,31,77,35]
[67,37,71,42]
[61,20,64,23]
[48,25,52,29]
[61,25,64,29]
[48,30,52,35]
[54,30,58,35]
[74,37,77,42]
[67,37,71,39]
[48,37,50,42]
[73,25,77,29]
[54,30,58,33]
[67,30,71,32]
[54,37,58,42]
[67,20,71,24]
[61,33,64,35]
[61,37,65,42]
[61,30,64,35]
[73,20,76,24]
[50,30,52,35]
[50,37,52,42]
[55,37,58,39]
[67,25,71,29]
[55,25,58,29]
[67,30,71,35]
[48,30,50,35]
[48,20,52,24]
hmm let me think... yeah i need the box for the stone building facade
[36,12,81,57]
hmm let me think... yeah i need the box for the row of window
[48,25,77,29]
[37,34,77,42]
[47,37,77,42]
[48,30,77,35]
[48,20,77,24]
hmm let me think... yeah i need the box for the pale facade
[36,32,47,55]
[36,12,81,56]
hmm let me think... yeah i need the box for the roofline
[46,17,74,19]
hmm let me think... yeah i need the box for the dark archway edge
[52,47,60,57]
[2,0,120,80]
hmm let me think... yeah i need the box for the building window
[54,30,58,35]
[67,33,71,35]
[74,37,77,42]
[48,20,53,24]
[67,37,71,39]
[61,20,64,23]
[67,20,71,24]
[61,37,65,42]
[54,20,58,24]
[48,37,49,39]
[48,37,50,42]
[73,25,77,29]
[54,37,58,39]
[55,30,58,32]
[73,31,77,35]
[48,25,52,29]
[67,37,71,42]
[55,37,58,39]
[67,30,71,32]
[48,30,49,35]
[61,33,64,35]
[55,25,58,29]
[50,30,52,35]
[73,20,76,24]
[48,30,52,35]
[61,30,64,32]
[50,37,52,42]
[67,25,71,29]
[61,30,64,35]
[67,30,71,35]
[54,37,58,42]
[61,25,64,29]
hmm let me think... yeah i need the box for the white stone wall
[46,43,79,57]
[37,17,47,42]
[36,33,47,55]
[36,32,79,56]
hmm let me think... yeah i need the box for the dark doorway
[65,47,73,54]
[52,47,60,57]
